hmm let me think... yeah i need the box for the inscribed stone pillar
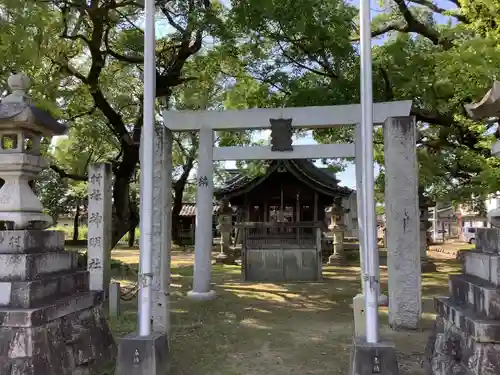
[384,116,421,329]
[188,127,216,300]
[151,124,172,332]
[87,163,112,294]
[215,197,235,265]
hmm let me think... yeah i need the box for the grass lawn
[106,248,460,375]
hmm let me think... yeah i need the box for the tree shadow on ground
[108,253,456,375]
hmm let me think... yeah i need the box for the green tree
[0,0,221,246]
[226,0,500,207]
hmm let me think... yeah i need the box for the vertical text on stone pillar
[87,164,112,293]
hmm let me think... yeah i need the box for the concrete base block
[353,294,390,337]
[115,332,170,375]
[186,290,216,301]
[349,337,399,375]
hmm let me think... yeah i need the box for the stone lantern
[0,73,66,229]
[0,73,116,374]
[419,189,437,272]
[215,197,235,264]
[424,82,500,375]
[465,81,500,226]
[327,197,346,264]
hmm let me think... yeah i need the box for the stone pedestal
[425,228,500,375]
[0,230,116,374]
[328,226,346,264]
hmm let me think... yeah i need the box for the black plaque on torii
[270,118,293,151]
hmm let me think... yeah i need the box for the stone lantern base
[215,251,237,265]
[0,230,116,374]
[425,228,500,375]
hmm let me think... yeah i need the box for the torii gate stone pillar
[188,127,216,300]
[384,116,421,330]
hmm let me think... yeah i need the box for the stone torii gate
[153,100,422,330]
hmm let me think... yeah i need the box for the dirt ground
[109,244,466,375]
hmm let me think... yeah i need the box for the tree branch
[50,165,87,181]
[409,0,468,22]
[393,0,453,48]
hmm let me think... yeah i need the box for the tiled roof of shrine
[214,160,352,199]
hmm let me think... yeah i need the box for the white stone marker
[87,163,112,294]
[109,281,121,317]
[384,116,421,329]
[353,293,366,337]
[188,127,216,300]
[151,124,173,332]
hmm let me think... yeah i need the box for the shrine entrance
[161,101,418,305]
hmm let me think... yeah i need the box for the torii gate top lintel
[162,100,412,131]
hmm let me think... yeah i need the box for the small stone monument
[0,73,115,374]
[215,197,235,264]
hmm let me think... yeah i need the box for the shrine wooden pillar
[313,192,318,222]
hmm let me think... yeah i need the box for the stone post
[87,163,112,294]
[109,282,121,318]
[0,73,115,374]
[215,197,235,264]
[384,116,421,330]
[188,127,216,300]
[151,125,172,332]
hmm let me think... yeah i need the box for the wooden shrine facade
[214,159,352,282]
[214,160,352,226]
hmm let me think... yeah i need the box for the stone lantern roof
[0,73,67,229]
[0,73,67,136]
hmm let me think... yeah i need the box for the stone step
[0,230,65,253]
[463,250,500,286]
[0,270,89,309]
[0,251,79,281]
[449,274,500,319]
[476,228,500,254]
[0,290,104,327]
[434,296,500,343]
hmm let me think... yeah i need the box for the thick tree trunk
[128,225,136,247]
[111,145,140,248]
[73,200,80,241]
